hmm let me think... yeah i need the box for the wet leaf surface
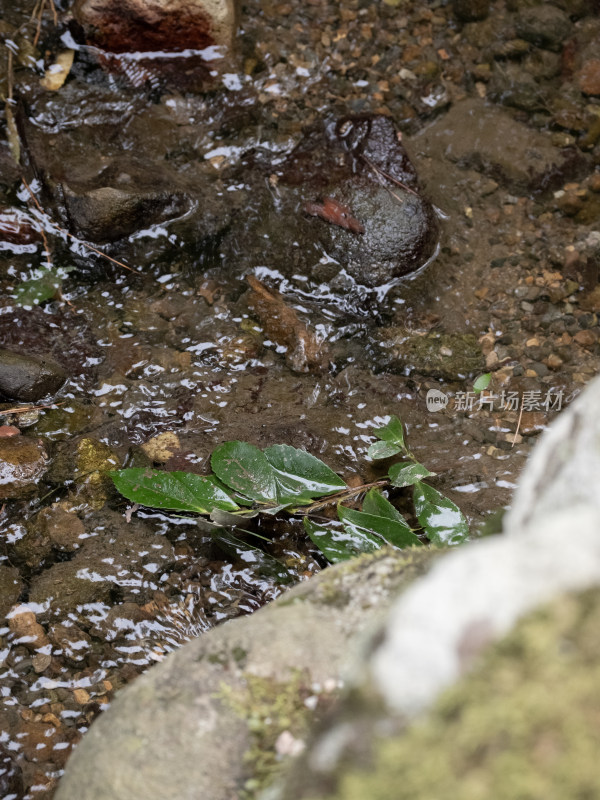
[264,443,346,502]
[367,440,403,460]
[110,468,239,514]
[413,481,470,546]
[362,488,407,522]
[211,441,278,503]
[337,504,421,548]
[388,462,435,488]
[303,518,378,562]
[372,415,406,449]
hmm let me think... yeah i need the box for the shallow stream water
[0,0,599,795]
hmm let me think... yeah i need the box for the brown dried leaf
[246,275,327,373]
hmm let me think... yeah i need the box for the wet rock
[0,207,40,245]
[377,329,484,380]
[489,63,546,112]
[60,159,192,244]
[0,566,23,619]
[55,548,438,800]
[416,98,589,193]
[74,0,237,53]
[29,519,176,621]
[514,5,572,52]
[13,506,85,570]
[0,436,48,500]
[36,505,86,553]
[49,622,93,665]
[0,742,23,800]
[0,348,67,402]
[223,115,439,287]
[16,717,74,766]
[271,374,600,800]
[452,0,489,22]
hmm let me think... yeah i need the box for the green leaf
[303,518,378,562]
[212,529,294,584]
[13,269,62,307]
[362,489,406,523]
[473,373,492,393]
[208,475,254,507]
[367,440,402,460]
[413,481,469,546]
[389,462,435,488]
[111,468,239,514]
[264,444,346,502]
[372,415,406,448]
[211,441,278,503]
[337,505,421,548]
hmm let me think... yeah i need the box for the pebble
[574,330,597,348]
[578,59,600,97]
[0,436,49,500]
[545,353,564,370]
[7,605,50,651]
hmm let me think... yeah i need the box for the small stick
[360,154,419,197]
[512,403,524,449]
[297,479,389,514]
[0,401,64,415]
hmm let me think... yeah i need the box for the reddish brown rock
[578,59,600,96]
[0,208,40,245]
[74,0,237,53]
[574,329,598,348]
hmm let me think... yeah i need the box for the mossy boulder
[282,587,600,800]
[56,547,440,800]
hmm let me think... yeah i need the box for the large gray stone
[55,548,437,800]
[272,375,600,800]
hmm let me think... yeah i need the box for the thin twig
[360,154,420,197]
[32,0,46,48]
[512,403,524,449]
[297,479,389,514]
[0,401,64,415]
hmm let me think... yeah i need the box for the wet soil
[0,0,599,796]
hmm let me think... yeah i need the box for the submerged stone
[0,348,66,402]
[221,115,439,288]
[376,328,484,380]
[0,437,48,500]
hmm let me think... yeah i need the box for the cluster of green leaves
[110,416,469,574]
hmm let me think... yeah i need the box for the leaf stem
[297,479,389,514]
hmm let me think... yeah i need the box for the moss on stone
[310,587,600,800]
[377,328,484,380]
[217,670,329,799]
